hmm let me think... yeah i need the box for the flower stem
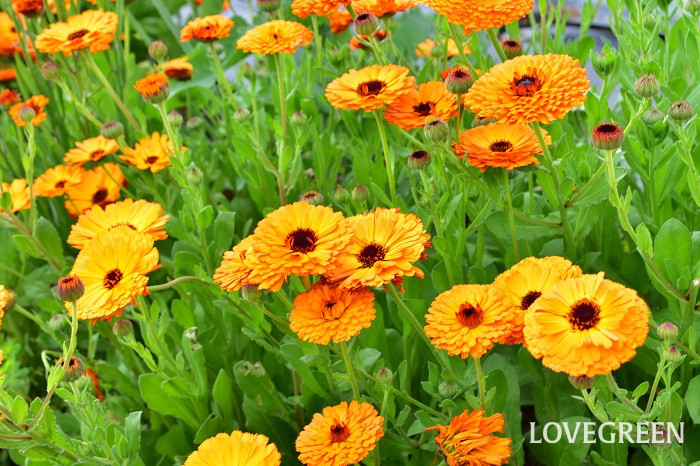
[273,54,288,143]
[501,169,520,261]
[208,43,239,111]
[646,352,667,413]
[474,357,486,408]
[147,276,210,292]
[374,111,397,205]
[339,341,361,400]
[565,162,606,208]
[446,21,477,77]
[55,80,103,129]
[486,28,508,62]
[605,374,643,414]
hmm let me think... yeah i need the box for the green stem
[419,170,455,285]
[474,357,486,408]
[208,43,239,111]
[147,276,210,292]
[55,80,103,129]
[645,352,667,413]
[273,54,288,143]
[605,374,643,414]
[374,111,397,205]
[486,28,508,62]
[358,367,445,418]
[501,169,520,261]
[445,21,477,77]
[565,162,606,208]
[339,341,361,400]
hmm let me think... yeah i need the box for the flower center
[456,303,482,328]
[568,298,601,331]
[503,39,519,48]
[103,268,123,290]
[489,140,513,152]
[111,222,137,231]
[322,301,344,320]
[92,188,109,204]
[412,101,434,117]
[511,74,542,97]
[595,123,620,135]
[330,424,350,443]
[68,29,89,40]
[411,150,428,160]
[55,180,66,189]
[90,149,104,161]
[145,156,159,165]
[357,80,385,97]
[520,290,542,310]
[358,243,387,268]
[286,228,317,253]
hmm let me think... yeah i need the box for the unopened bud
[334,185,350,202]
[56,275,85,302]
[101,121,124,139]
[375,367,393,385]
[258,0,280,12]
[668,100,693,121]
[167,110,183,128]
[687,0,700,13]
[642,109,664,125]
[58,356,84,382]
[665,346,681,362]
[48,314,65,331]
[423,117,450,141]
[656,322,678,341]
[233,108,251,123]
[408,150,431,170]
[634,73,660,98]
[241,284,262,302]
[444,67,474,94]
[569,374,597,390]
[186,116,204,130]
[501,38,522,59]
[643,12,658,28]
[187,165,203,184]
[112,319,134,338]
[291,111,307,126]
[438,380,461,398]
[40,61,60,81]
[148,40,168,61]
[300,190,324,205]
[592,51,617,77]
[592,122,624,150]
[351,184,369,202]
[18,105,36,124]
[353,13,380,37]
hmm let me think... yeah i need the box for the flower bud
[351,184,370,202]
[592,50,617,77]
[668,100,694,121]
[501,38,522,59]
[112,319,134,338]
[687,0,700,13]
[642,109,664,125]
[186,116,204,130]
[58,356,84,383]
[18,105,36,124]
[291,111,307,126]
[187,164,203,184]
[300,190,324,205]
[429,45,444,59]
[569,374,597,390]
[665,346,681,362]
[328,45,347,66]
[643,13,658,28]
[656,322,678,341]
[48,314,65,331]
[438,380,461,398]
[423,117,450,141]
[40,61,60,81]
[592,122,624,150]
[334,185,350,202]
[258,0,281,12]
[167,110,183,128]
[353,13,380,37]
[408,149,431,170]
[101,121,124,139]
[56,275,85,302]
[634,73,660,98]
[148,40,168,61]
[444,67,474,94]
[241,284,262,302]
[234,108,251,123]
[375,367,394,385]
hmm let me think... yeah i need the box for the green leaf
[194,414,224,443]
[11,395,28,425]
[138,373,200,429]
[212,369,235,426]
[124,411,142,461]
[34,217,66,268]
[654,218,692,285]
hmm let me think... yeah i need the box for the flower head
[64,163,125,217]
[0,64,16,82]
[296,401,384,466]
[35,10,118,55]
[383,81,458,130]
[0,88,19,106]
[236,20,313,55]
[1,178,31,213]
[34,164,85,197]
[0,13,20,58]
[120,132,182,173]
[327,8,353,33]
[180,15,234,42]
[290,282,376,344]
[292,0,350,18]
[523,273,650,377]
[11,0,44,17]
[423,0,534,34]
[184,431,281,466]
[352,0,418,16]
[56,274,85,302]
[162,57,193,81]
[325,64,416,112]
[134,73,169,104]
[426,408,512,466]
[592,122,624,150]
[9,95,49,126]
[64,135,119,166]
[415,38,469,59]
[214,236,257,293]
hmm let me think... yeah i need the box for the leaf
[34,217,66,268]
[138,373,200,429]
[124,411,142,461]
[212,370,235,426]
[11,395,28,425]
[654,218,692,283]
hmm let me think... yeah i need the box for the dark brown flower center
[357,80,385,97]
[356,13,372,22]
[330,424,351,443]
[520,290,542,310]
[595,123,621,135]
[452,70,468,79]
[456,303,482,328]
[103,268,123,290]
[55,180,66,189]
[111,222,136,231]
[503,39,519,48]
[286,228,317,253]
[145,156,159,165]
[92,188,108,204]
[322,301,344,320]
[568,299,601,331]
[489,140,513,152]
[413,101,434,117]
[90,149,105,161]
[358,243,387,268]
[68,29,89,40]
[411,150,428,160]
[511,74,542,97]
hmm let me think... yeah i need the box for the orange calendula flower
[11,0,45,17]
[349,30,388,50]
[246,201,353,291]
[492,256,582,345]
[523,272,650,377]
[162,57,193,81]
[0,88,19,106]
[453,122,551,171]
[64,135,119,166]
[415,38,470,59]
[425,284,513,359]
[33,164,85,197]
[0,64,16,82]
[1,178,31,213]
[0,13,20,58]
[327,8,352,34]
[325,64,416,112]
[184,431,281,466]
[213,235,256,292]
[9,95,49,126]
[120,132,181,173]
[423,0,534,34]
[296,401,384,466]
[327,208,430,289]
[236,20,313,55]
[465,54,590,125]
[64,163,125,217]
[67,198,170,249]
[67,226,160,322]
[290,282,376,344]
[292,0,350,18]
[83,368,104,402]
[134,72,169,104]
[180,15,234,42]
[35,10,118,55]
[426,408,513,466]
[383,81,458,130]
[351,0,417,16]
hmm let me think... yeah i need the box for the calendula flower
[64,163,125,217]
[134,72,169,104]
[64,135,119,166]
[325,64,416,112]
[120,132,181,173]
[465,54,590,125]
[184,431,281,466]
[296,401,384,466]
[35,10,118,55]
[327,8,352,34]
[1,284,15,328]
[213,236,256,292]
[415,38,469,59]
[292,0,350,18]
[162,57,193,81]
[290,282,376,344]
[236,20,313,55]
[384,81,458,130]
[67,198,170,249]
[453,122,551,171]
[11,0,44,17]
[33,164,85,197]
[246,202,353,291]
[0,64,16,82]
[492,256,582,345]
[180,15,234,42]
[0,13,19,58]
[348,30,388,50]
[426,408,512,466]
[327,208,430,289]
[1,178,31,213]
[425,284,513,359]
[352,0,417,16]
[67,226,160,322]
[424,0,534,34]
[83,368,104,402]
[9,95,49,126]
[0,88,19,106]
[523,273,650,377]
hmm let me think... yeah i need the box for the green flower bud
[148,40,168,61]
[351,184,370,202]
[634,73,660,98]
[592,122,624,150]
[656,322,678,341]
[668,100,694,121]
[18,105,36,124]
[444,67,474,94]
[291,111,308,126]
[501,38,522,59]
[438,380,461,398]
[665,346,681,362]
[568,375,597,390]
[186,116,204,130]
[375,367,394,385]
[592,48,617,77]
[167,110,183,128]
[56,275,85,302]
[423,117,450,141]
[353,13,380,37]
[641,109,664,125]
[101,121,124,139]
[40,61,60,81]
[334,185,350,202]
[300,190,324,205]
[408,150,431,170]
[258,0,281,12]
[112,319,134,338]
